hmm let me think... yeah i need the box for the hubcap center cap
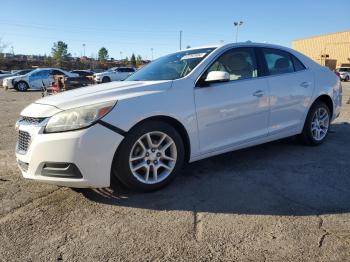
[147,151,158,161]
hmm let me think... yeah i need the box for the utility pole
[179,30,182,50]
[120,51,123,61]
[233,21,243,43]
[150,48,154,60]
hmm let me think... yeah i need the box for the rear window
[262,48,294,75]
[292,56,306,71]
[262,48,306,76]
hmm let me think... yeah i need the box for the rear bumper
[15,123,124,188]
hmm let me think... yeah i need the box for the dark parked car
[70,70,95,77]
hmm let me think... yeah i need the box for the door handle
[253,90,264,97]
[300,82,310,88]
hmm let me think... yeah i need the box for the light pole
[234,21,243,43]
[82,43,86,57]
[179,30,182,50]
[150,48,154,60]
[120,51,123,61]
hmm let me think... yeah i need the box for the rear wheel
[299,101,330,145]
[15,81,29,92]
[346,75,350,82]
[112,121,185,192]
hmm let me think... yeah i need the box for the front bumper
[15,122,124,188]
[3,79,14,89]
[94,78,102,83]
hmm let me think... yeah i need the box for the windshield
[126,48,216,81]
[338,68,349,72]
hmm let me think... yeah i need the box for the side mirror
[205,71,230,83]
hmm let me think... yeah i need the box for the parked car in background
[70,70,95,77]
[3,68,78,91]
[91,68,105,73]
[0,69,33,87]
[93,67,136,83]
[335,67,350,81]
[15,43,342,191]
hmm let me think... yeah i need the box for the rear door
[259,48,314,135]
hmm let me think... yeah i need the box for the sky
[0,0,349,60]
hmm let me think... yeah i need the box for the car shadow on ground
[76,123,350,216]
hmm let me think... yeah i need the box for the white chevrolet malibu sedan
[15,43,342,191]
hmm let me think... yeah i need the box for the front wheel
[15,81,29,92]
[299,101,330,145]
[112,121,185,192]
[346,76,350,82]
[102,76,111,83]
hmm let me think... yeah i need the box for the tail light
[335,72,340,78]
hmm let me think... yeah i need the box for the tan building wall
[292,31,350,70]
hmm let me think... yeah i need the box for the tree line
[52,41,145,67]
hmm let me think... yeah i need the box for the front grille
[19,116,45,125]
[17,130,31,153]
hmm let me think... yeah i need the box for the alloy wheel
[129,131,177,184]
[17,82,27,91]
[311,107,329,141]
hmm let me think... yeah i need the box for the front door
[194,47,270,154]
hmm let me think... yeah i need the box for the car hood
[3,75,20,81]
[0,73,15,79]
[94,72,110,76]
[34,80,173,111]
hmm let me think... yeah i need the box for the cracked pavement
[1,83,350,261]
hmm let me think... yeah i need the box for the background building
[292,30,350,70]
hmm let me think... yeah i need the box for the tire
[299,101,331,146]
[102,76,111,83]
[346,76,350,82]
[112,120,185,192]
[15,81,29,92]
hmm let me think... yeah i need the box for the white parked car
[335,67,350,81]
[3,68,78,91]
[93,67,136,83]
[15,43,342,191]
[0,69,33,86]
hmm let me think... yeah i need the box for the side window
[32,70,49,77]
[116,68,123,72]
[52,70,64,75]
[262,48,294,75]
[207,48,258,81]
[31,71,40,77]
[292,56,306,72]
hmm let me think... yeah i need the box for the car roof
[186,42,299,52]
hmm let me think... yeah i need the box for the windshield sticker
[181,53,207,60]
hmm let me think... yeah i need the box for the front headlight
[45,101,116,133]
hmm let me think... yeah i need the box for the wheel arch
[312,94,334,117]
[126,115,191,163]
